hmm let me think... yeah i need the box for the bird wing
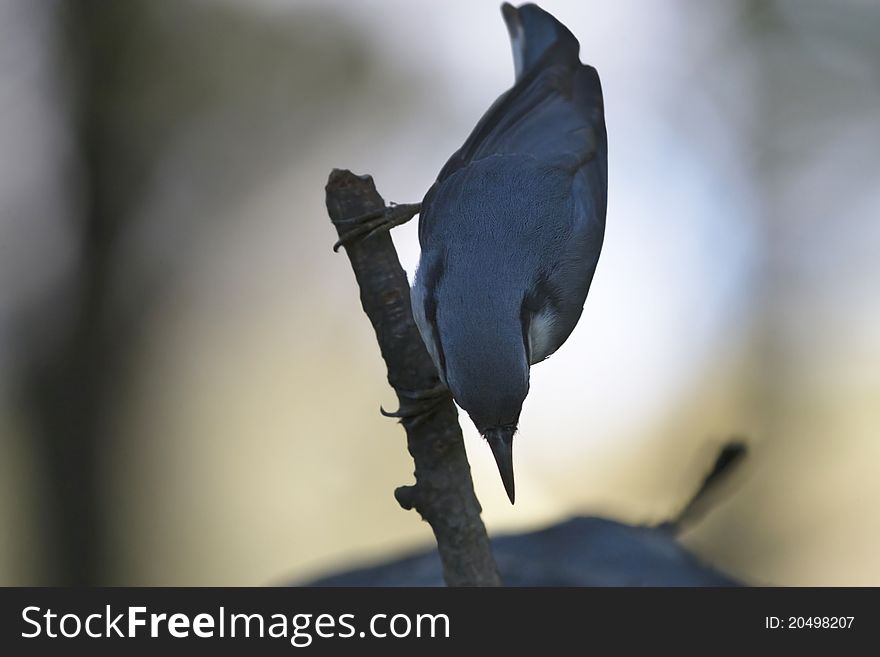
[436,57,604,182]
[423,58,607,287]
[525,161,606,364]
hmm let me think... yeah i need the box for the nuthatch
[411,3,607,503]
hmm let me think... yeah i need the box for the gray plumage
[411,3,607,503]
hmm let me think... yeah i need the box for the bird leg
[332,202,421,252]
[381,381,450,426]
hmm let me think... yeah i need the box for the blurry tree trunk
[20,3,143,585]
[17,0,376,585]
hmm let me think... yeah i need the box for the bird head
[443,327,529,504]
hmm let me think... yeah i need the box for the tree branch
[324,169,501,587]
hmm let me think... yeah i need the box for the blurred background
[1,0,878,585]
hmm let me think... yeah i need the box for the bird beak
[485,427,516,504]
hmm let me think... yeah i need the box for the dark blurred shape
[306,517,739,586]
[668,441,747,530]
[306,442,745,586]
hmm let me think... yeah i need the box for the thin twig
[325,169,501,587]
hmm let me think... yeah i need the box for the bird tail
[501,3,580,81]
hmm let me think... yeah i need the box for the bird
[410,2,608,504]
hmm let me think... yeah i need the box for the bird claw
[332,202,421,252]
[380,382,450,426]
[393,382,449,401]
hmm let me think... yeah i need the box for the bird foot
[332,202,421,252]
[380,382,450,426]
